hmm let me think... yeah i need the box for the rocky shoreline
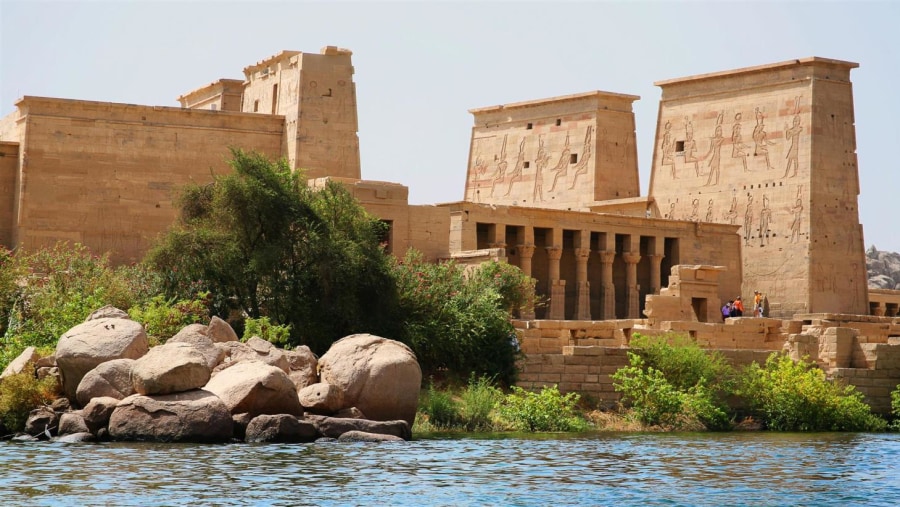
[2,306,422,444]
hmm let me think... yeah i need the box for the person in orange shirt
[753,291,763,317]
[733,296,745,317]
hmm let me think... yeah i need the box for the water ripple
[1,432,899,506]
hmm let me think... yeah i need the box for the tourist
[723,300,733,321]
[733,296,744,317]
[754,291,762,317]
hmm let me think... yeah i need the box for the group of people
[721,291,765,321]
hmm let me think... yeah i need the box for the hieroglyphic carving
[752,107,775,170]
[743,194,754,246]
[759,195,772,246]
[704,199,714,222]
[789,185,804,243]
[666,201,677,220]
[783,96,803,178]
[569,126,593,189]
[703,113,724,186]
[683,117,700,176]
[504,137,527,196]
[689,198,700,222]
[533,136,549,202]
[723,190,738,224]
[549,132,571,192]
[731,112,749,172]
[661,121,675,178]
[490,134,508,196]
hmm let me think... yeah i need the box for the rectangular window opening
[555,119,561,126]
[570,153,578,164]
[526,123,533,130]
[524,161,530,168]
[675,140,685,152]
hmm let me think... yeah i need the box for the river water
[2,432,899,506]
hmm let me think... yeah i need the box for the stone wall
[0,142,17,247]
[464,91,640,211]
[10,96,284,263]
[648,58,868,317]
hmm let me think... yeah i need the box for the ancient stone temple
[648,58,868,317]
[0,47,872,319]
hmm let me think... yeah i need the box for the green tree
[146,148,399,354]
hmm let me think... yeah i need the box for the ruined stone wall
[11,96,284,263]
[464,92,640,210]
[648,58,868,317]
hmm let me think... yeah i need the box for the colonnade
[481,223,671,321]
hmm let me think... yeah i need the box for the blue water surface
[2,432,899,506]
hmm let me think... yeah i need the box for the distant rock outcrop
[866,245,900,289]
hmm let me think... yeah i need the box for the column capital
[546,246,563,260]
[574,248,591,260]
[623,252,642,264]
[517,244,535,258]
[598,250,616,263]
[648,253,664,261]
[488,242,507,250]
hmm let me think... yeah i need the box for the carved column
[488,223,506,253]
[598,250,616,320]
[547,246,566,320]
[516,244,536,320]
[649,254,664,295]
[624,252,641,319]
[574,247,591,320]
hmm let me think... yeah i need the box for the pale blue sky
[2,1,899,250]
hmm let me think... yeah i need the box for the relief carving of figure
[731,112,749,172]
[783,96,803,178]
[752,107,775,170]
[667,201,677,220]
[704,199,714,222]
[490,134,509,197]
[660,121,675,178]
[723,192,739,225]
[703,113,725,186]
[533,136,549,202]
[789,185,804,243]
[569,126,594,189]
[743,194,754,246]
[504,137,527,196]
[549,132,571,192]
[759,195,772,246]
[689,198,700,222]
[683,117,700,176]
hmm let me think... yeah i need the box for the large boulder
[245,414,317,443]
[306,414,411,441]
[203,360,303,418]
[298,382,344,415]
[1,346,40,379]
[207,316,239,343]
[58,412,89,436]
[338,431,404,443]
[132,342,211,395]
[86,306,129,321]
[168,327,225,370]
[284,346,318,391]
[75,359,136,407]
[56,318,149,400]
[317,334,421,426]
[212,339,289,375]
[108,390,233,443]
[24,407,58,438]
[82,396,119,434]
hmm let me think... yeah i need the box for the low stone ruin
[3,308,421,444]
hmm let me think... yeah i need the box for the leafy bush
[614,335,735,430]
[0,372,59,433]
[612,353,684,427]
[459,375,503,431]
[243,316,292,348]
[128,294,210,344]
[418,380,461,430]
[496,385,589,432]
[0,242,150,372]
[394,250,532,385]
[739,353,886,431]
[630,333,734,392]
[892,385,900,431]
